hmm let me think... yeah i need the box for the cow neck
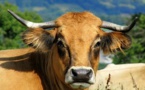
[30,51,89,90]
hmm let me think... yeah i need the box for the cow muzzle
[65,66,95,89]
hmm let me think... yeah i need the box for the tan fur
[1,49,145,90]
[0,48,43,90]
[0,11,132,90]
[91,63,145,90]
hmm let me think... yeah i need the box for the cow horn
[8,10,57,29]
[101,17,138,32]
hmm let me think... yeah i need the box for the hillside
[1,0,145,24]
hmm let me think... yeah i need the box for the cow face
[52,12,103,89]
[22,12,131,89]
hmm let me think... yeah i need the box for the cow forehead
[56,11,102,27]
[56,11,102,46]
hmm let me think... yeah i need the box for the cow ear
[22,28,56,52]
[101,32,132,54]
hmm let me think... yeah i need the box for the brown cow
[0,10,138,90]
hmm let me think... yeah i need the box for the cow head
[8,10,138,89]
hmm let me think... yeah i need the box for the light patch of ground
[99,1,115,8]
[33,7,46,12]
[48,4,84,12]
[119,4,135,9]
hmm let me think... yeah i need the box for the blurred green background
[0,1,145,67]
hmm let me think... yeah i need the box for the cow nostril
[72,69,78,76]
[87,69,93,78]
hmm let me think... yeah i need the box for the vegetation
[0,3,42,50]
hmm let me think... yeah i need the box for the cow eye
[57,40,65,48]
[94,41,101,48]
[57,39,66,57]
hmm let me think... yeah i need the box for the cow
[92,63,145,90]
[0,10,138,90]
